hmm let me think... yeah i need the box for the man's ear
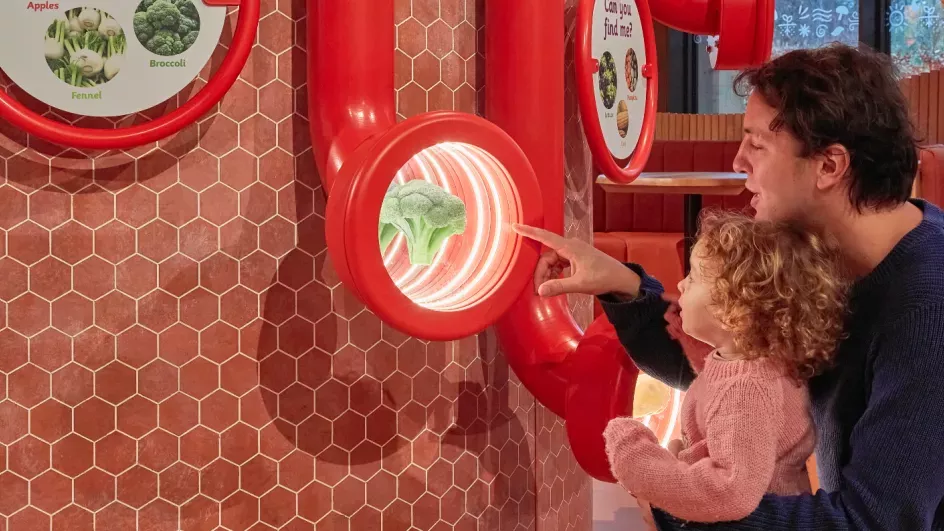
[814,144,851,191]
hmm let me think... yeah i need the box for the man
[515,43,944,529]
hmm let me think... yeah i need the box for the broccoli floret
[181,30,199,49]
[378,180,467,265]
[177,15,199,35]
[175,0,200,20]
[146,0,181,31]
[146,29,182,56]
[133,12,155,41]
[137,0,161,12]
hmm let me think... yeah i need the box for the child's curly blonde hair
[694,210,849,382]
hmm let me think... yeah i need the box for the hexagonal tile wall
[0,1,593,530]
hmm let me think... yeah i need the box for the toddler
[603,210,848,523]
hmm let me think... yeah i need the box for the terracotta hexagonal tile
[158,253,198,297]
[73,329,115,373]
[441,52,465,89]
[199,254,239,297]
[0,472,28,516]
[258,217,294,258]
[29,186,72,229]
[139,499,178,531]
[136,149,178,194]
[240,114,279,157]
[73,257,116,300]
[0,186,28,230]
[315,314,349,355]
[277,317,313,359]
[0,330,27,374]
[240,454,278,496]
[8,221,50,265]
[295,214,327,258]
[9,364,50,408]
[181,495,221,531]
[381,322,410,347]
[275,383,312,425]
[427,21,453,60]
[9,435,50,478]
[95,361,136,405]
[95,501,136,530]
[349,440,382,482]
[95,291,135,334]
[216,290,256,331]
[333,410,366,452]
[219,217,259,261]
[349,376,382,418]
[158,184,198,228]
[259,82,294,124]
[179,357,219,401]
[220,422,259,465]
[397,18,426,57]
[414,52,442,89]
[47,222,93,266]
[218,81,259,124]
[176,222,218,272]
[50,292,94,336]
[312,378,349,421]
[258,149,294,192]
[9,507,49,529]
[117,396,158,438]
[116,185,158,229]
[441,0,464,25]
[258,351,294,394]
[158,462,199,504]
[116,465,158,509]
[412,368,441,407]
[397,82,427,118]
[258,12,294,53]
[52,505,94,531]
[0,258,28,302]
[294,283,330,326]
[197,390,237,434]
[94,431,136,476]
[138,290,179,334]
[28,257,70,303]
[115,256,158,299]
[296,481,331,523]
[138,220,179,262]
[198,459,239,502]
[94,220,137,265]
[138,429,178,473]
[180,426,220,469]
[381,372,411,412]
[73,186,115,229]
[199,185,238,228]
[239,183,277,226]
[365,407,397,449]
[138,359,178,404]
[52,434,93,478]
[260,486,296,527]
[397,402,426,442]
[51,363,93,406]
[239,41,278,86]
[428,83,454,111]
[220,490,259,531]
[275,450,312,493]
[29,399,71,443]
[220,149,258,192]
[159,323,199,366]
[73,397,115,441]
[348,312,382,351]
[198,115,240,158]
[219,355,259,398]
[315,445,350,487]
[28,328,70,373]
[330,285,364,320]
[179,149,219,192]
[179,288,219,330]
[8,293,50,336]
[279,181,314,222]
[197,323,236,365]
[455,83,476,113]
[159,392,199,436]
[397,338,427,377]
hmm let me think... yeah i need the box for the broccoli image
[378,180,468,266]
[134,0,200,56]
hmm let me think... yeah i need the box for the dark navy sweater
[600,200,944,530]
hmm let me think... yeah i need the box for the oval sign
[0,0,225,117]
[591,0,648,160]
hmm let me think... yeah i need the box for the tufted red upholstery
[918,146,944,206]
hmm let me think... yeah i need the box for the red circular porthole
[325,112,543,341]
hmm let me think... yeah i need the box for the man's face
[734,93,820,222]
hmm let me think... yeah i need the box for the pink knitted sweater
[603,352,815,523]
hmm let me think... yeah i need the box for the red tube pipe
[306,0,397,192]
[650,0,720,36]
[487,0,576,418]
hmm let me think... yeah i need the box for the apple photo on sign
[45,7,125,87]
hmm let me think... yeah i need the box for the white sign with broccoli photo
[0,0,224,117]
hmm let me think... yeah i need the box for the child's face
[676,246,728,349]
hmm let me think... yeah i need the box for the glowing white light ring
[422,143,506,309]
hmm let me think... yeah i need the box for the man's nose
[732,146,750,174]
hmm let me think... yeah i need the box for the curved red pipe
[306,0,396,192]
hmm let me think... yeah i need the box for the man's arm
[599,263,697,390]
[653,304,944,531]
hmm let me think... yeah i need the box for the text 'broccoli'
[379,180,468,266]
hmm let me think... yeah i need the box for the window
[889,0,944,76]
[691,0,862,113]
